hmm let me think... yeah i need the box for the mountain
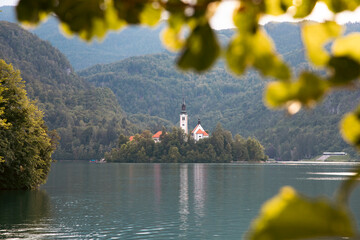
[0,21,141,160]
[0,6,167,70]
[79,51,360,160]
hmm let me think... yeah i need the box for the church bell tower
[180,98,188,134]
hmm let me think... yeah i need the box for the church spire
[181,98,186,114]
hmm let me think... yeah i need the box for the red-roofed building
[152,131,163,143]
[129,136,134,141]
[191,119,209,141]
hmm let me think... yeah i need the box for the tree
[14,0,360,239]
[246,137,266,161]
[168,146,181,163]
[117,134,129,147]
[232,134,249,161]
[0,60,56,190]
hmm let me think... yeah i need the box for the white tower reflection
[179,164,189,233]
[194,164,206,218]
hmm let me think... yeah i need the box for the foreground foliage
[0,60,56,190]
[106,124,266,163]
[14,0,360,239]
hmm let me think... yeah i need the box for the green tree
[246,137,266,161]
[0,60,56,189]
[168,146,181,163]
[117,134,129,147]
[232,134,249,161]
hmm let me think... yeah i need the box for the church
[180,99,209,141]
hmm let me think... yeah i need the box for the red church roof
[152,131,162,139]
[192,124,200,133]
[196,129,209,136]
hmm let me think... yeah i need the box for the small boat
[89,158,106,163]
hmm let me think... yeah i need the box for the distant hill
[79,51,360,160]
[0,21,141,160]
[0,6,167,70]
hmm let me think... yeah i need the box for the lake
[1,161,359,239]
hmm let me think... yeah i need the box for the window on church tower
[182,117,185,120]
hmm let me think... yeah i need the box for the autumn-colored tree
[0,60,56,189]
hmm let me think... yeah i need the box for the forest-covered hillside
[79,52,360,160]
[0,21,141,160]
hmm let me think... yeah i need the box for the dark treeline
[106,124,267,163]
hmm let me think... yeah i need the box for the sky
[1,0,360,29]
[0,0,18,7]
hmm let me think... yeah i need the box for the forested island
[106,124,266,163]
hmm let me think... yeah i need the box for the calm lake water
[1,162,360,239]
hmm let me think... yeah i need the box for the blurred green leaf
[140,3,161,26]
[341,111,360,148]
[323,0,360,13]
[226,30,290,80]
[332,33,360,63]
[265,72,326,111]
[17,0,160,40]
[293,0,317,18]
[54,0,128,40]
[252,31,290,80]
[328,56,360,86]
[294,72,327,106]
[161,14,187,51]
[303,21,342,66]
[161,27,184,51]
[233,2,259,34]
[177,22,220,72]
[264,81,292,108]
[226,34,250,75]
[246,186,356,240]
[16,0,56,24]
[113,0,145,25]
[264,0,286,16]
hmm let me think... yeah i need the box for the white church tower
[180,98,188,134]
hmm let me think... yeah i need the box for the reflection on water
[0,162,359,239]
[302,171,359,181]
[0,189,51,225]
[194,164,206,219]
[0,189,51,239]
[179,164,189,235]
[154,164,162,206]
